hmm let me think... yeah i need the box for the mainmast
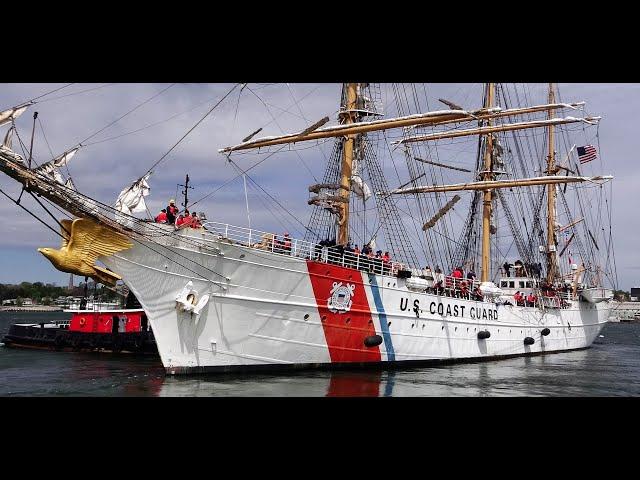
[337,83,358,245]
[480,83,495,283]
[546,83,558,283]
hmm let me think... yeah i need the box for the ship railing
[199,221,404,277]
[431,275,483,300]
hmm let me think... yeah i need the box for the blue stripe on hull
[367,273,395,361]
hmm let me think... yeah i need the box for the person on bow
[190,211,202,228]
[166,199,179,224]
[176,210,192,228]
[155,209,167,223]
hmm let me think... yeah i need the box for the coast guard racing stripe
[306,261,381,363]
[367,273,395,361]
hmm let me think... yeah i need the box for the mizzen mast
[480,83,495,283]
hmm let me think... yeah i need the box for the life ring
[79,317,86,327]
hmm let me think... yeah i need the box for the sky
[0,83,637,290]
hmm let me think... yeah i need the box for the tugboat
[2,293,157,355]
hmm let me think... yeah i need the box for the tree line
[0,281,118,305]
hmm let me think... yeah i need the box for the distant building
[2,299,17,306]
[631,288,640,302]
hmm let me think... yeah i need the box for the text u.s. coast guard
[400,298,498,320]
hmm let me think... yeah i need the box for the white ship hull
[102,229,610,375]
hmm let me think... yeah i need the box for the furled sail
[351,174,372,200]
[34,148,80,184]
[0,105,29,128]
[0,126,24,163]
[2,125,14,150]
[115,173,151,215]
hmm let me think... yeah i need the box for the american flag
[577,145,597,164]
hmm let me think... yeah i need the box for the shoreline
[0,306,62,312]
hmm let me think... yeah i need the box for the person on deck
[176,210,192,228]
[503,261,511,277]
[190,212,202,228]
[451,266,463,295]
[283,233,292,254]
[526,292,537,307]
[433,267,444,295]
[155,209,167,223]
[514,291,523,306]
[459,280,469,299]
[166,199,179,224]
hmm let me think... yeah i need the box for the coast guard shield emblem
[327,282,355,313]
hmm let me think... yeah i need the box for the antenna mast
[178,174,193,211]
[480,83,495,283]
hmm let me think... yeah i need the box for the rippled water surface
[2,312,639,396]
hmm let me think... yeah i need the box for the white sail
[115,173,151,215]
[351,174,372,200]
[34,148,80,184]
[50,148,79,168]
[0,126,24,163]
[0,105,28,128]
[2,125,14,150]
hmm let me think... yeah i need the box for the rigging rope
[74,83,177,149]
[36,84,116,104]
[143,83,242,177]
[0,187,66,240]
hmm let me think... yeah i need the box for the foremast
[337,83,358,245]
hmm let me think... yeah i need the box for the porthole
[239,254,245,259]
[321,315,327,322]
[466,328,469,332]
[368,319,373,325]
[422,324,425,329]
[455,327,457,331]
[442,326,445,330]
[411,323,415,328]
[303,314,309,321]
[388,321,392,327]
[393,283,396,287]
[346,318,351,324]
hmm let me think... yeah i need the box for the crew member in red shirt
[155,209,168,223]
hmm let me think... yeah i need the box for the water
[2,311,640,396]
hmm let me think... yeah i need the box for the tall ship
[0,83,616,374]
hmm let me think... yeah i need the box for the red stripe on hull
[306,260,381,363]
